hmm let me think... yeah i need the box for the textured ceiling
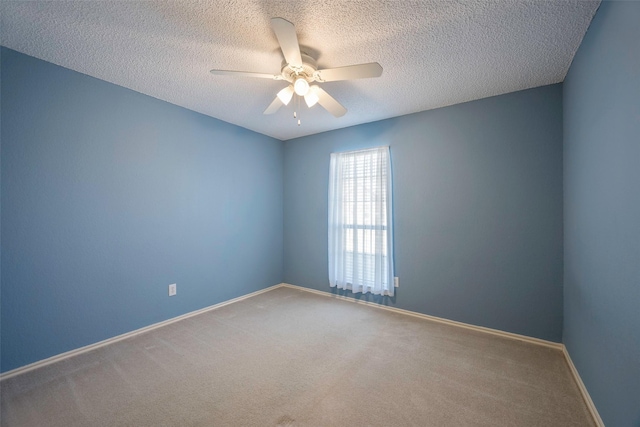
[1,0,599,141]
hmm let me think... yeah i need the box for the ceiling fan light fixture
[293,78,309,96]
[304,87,319,107]
[277,85,294,105]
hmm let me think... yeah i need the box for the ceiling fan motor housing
[281,53,317,83]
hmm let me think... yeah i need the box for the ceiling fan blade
[314,62,383,82]
[263,96,283,115]
[271,17,302,67]
[210,69,282,80]
[312,86,347,117]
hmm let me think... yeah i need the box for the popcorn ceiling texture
[0,0,599,141]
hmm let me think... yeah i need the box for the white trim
[562,346,605,427]
[0,283,285,381]
[281,283,563,350]
[331,145,389,155]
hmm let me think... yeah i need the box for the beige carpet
[1,286,594,426]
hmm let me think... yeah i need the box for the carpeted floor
[1,286,594,426]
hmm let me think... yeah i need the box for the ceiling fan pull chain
[295,95,301,126]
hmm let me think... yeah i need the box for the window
[328,146,394,296]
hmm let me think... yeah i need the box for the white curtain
[328,146,394,296]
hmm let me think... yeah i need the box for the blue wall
[0,47,284,373]
[563,2,640,426]
[284,84,564,342]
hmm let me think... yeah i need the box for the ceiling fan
[210,17,383,119]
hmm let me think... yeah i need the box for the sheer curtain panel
[328,146,394,296]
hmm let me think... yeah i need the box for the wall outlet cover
[394,277,399,287]
[168,283,177,296]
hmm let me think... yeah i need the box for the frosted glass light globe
[293,78,309,96]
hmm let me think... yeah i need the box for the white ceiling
[1,1,600,141]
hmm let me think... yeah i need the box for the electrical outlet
[394,277,399,288]
[168,283,177,296]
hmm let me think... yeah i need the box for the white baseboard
[280,283,563,350]
[0,283,285,381]
[562,346,605,426]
